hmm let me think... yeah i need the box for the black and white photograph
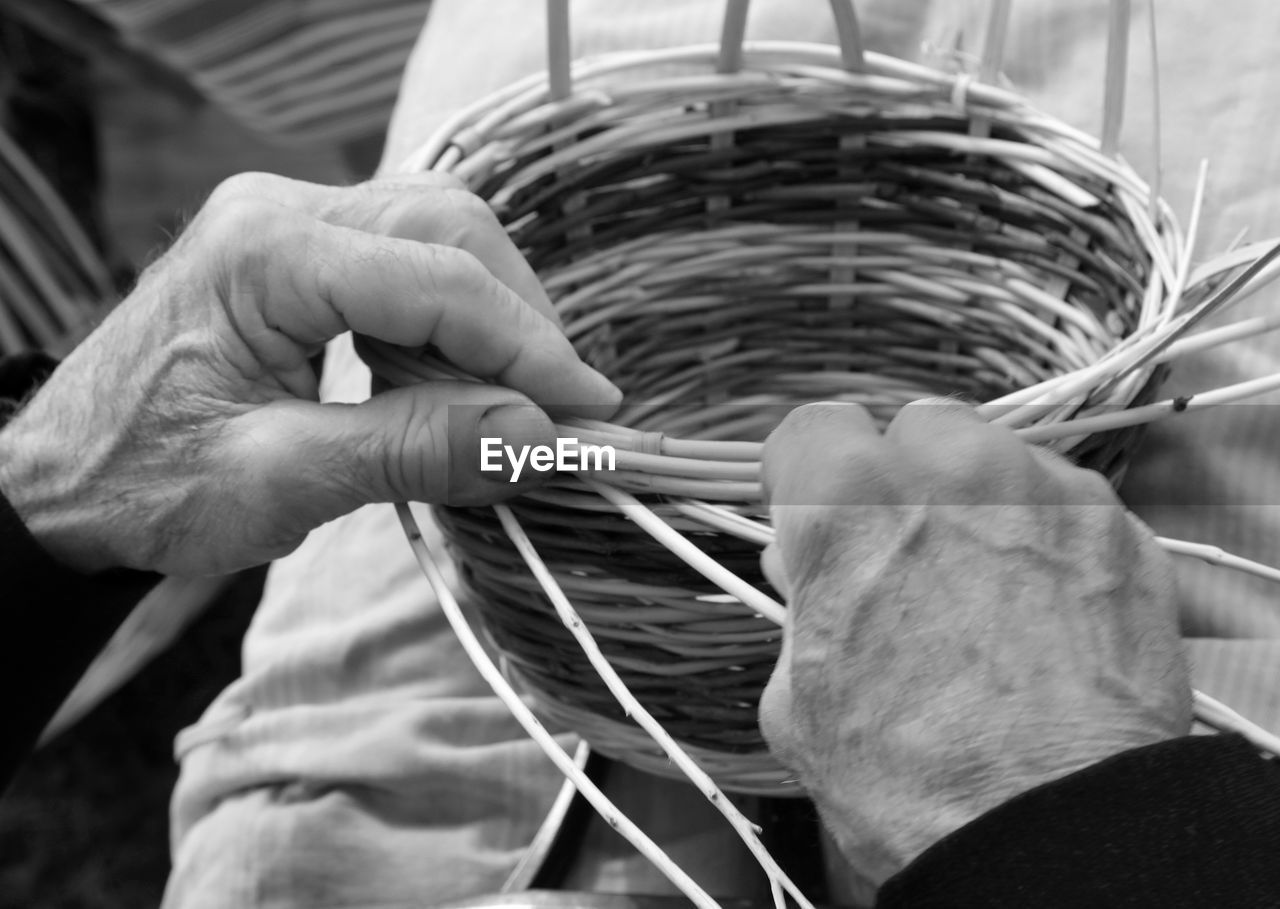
[2,1,1279,906]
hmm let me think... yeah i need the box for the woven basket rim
[370,34,1213,796]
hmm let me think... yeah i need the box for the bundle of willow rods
[0,127,110,354]
[364,5,1280,809]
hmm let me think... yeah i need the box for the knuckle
[407,413,452,501]
[780,503,888,588]
[758,676,801,761]
[1060,460,1121,505]
[766,407,905,509]
[782,507,854,568]
[341,183,402,233]
[189,197,285,295]
[923,423,1031,497]
[826,445,904,505]
[1025,443,1123,506]
[418,243,486,300]
[431,171,468,192]
[439,188,500,245]
[774,401,861,440]
[443,186,496,222]
[200,195,282,253]
[952,422,1024,465]
[887,397,975,436]
[372,171,468,193]
[765,404,876,488]
[194,199,313,312]
[343,181,495,251]
[207,171,285,208]
[365,392,449,502]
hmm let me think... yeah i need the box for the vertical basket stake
[717,0,750,75]
[706,0,751,225]
[967,0,1011,140]
[718,1,868,314]
[1144,0,1163,219]
[546,1,593,249]
[830,134,862,316]
[950,1,1014,376]
[829,1,867,316]
[979,0,1012,84]
[827,0,866,71]
[546,0,572,102]
[1101,0,1131,157]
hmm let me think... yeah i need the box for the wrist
[812,784,995,887]
[0,408,120,574]
[811,727,1173,887]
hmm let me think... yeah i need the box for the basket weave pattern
[400,41,1176,792]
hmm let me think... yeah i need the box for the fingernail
[581,366,623,409]
[547,366,623,422]
[477,403,557,485]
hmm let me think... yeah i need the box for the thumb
[761,541,792,600]
[759,634,800,767]
[232,382,557,523]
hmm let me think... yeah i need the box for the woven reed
[0,127,110,355]
[374,34,1193,794]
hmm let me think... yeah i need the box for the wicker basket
[368,0,1197,795]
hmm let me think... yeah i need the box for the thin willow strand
[586,479,786,624]
[394,503,722,909]
[494,504,814,909]
[1157,537,1280,585]
[1193,690,1280,758]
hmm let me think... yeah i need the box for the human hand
[0,172,619,576]
[757,400,1190,889]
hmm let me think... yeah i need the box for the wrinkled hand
[0,172,619,576]
[758,400,1190,889]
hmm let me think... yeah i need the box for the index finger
[220,172,565,329]
[221,204,620,417]
[762,401,884,508]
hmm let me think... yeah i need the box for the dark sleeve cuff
[878,733,1280,908]
[0,486,160,789]
[0,350,56,423]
